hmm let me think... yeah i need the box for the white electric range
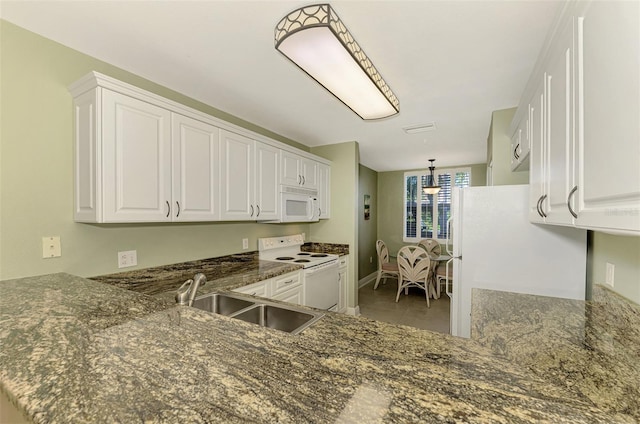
[258,234,339,310]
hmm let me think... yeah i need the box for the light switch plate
[242,238,249,249]
[42,236,61,258]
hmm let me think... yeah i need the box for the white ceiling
[0,0,561,172]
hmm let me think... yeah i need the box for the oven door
[303,260,339,310]
[281,192,319,223]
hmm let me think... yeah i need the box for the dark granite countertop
[301,242,349,256]
[90,252,303,303]
[1,273,629,423]
[472,285,640,421]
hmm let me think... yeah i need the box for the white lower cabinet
[233,280,269,298]
[338,255,349,313]
[233,270,303,306]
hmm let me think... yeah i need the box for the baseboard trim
[358,272,378,288]
[346,305,360,316]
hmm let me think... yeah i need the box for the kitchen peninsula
[1,259,638,422]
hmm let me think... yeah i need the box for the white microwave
[279,186,319,223]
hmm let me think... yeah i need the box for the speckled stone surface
[91,252,302,303]
[472,285,640,421]
[302,242,349,256]
[0,273,632,423]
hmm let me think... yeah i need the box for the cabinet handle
[176,201,180,218]
[514,145,520,160]
[250,205,254,217]
[319,208,322,217]
[298,175,302,185]
[540,194,548,218]
[166,201,170,218]
[567,186,578,219]
[302,175,306,185]
[536,196,543,217]
[256,205,260,217]
[283,279,294,284]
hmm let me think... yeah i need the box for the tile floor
[358,278,450,334]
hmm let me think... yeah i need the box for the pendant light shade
[275,4,399,120]
[423,159,441,194]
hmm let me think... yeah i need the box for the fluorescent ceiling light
[403,123,437,134]
[275,4,399,120]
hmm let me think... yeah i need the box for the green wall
[358,164,378,283]
[0,20,313,280]
[487,108,529,186]
[590,233,640,304]
[310,142,359,309]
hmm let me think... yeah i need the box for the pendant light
[274,4,399,120]
[423,159,441,194]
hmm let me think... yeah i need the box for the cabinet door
[102,90,172,222]
[529,81,547,223]
[270,286,303,305]
[317,163,331,219]
[545,19,575,226]
[254,142,279,220]
[575,1,640,234]
[300,157,318,189]
[220,129,255,220]
[171,114,220,222]
[281,150,301,186]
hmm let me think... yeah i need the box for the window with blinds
[404,168,471,242]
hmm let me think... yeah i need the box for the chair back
[397,246,431,283]
[418,239,442,258]
[376,240,391,270]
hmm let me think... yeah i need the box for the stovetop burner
[276,256,295,260]
[297,252,311,256]
[294,259,310,263]
[311,254,328,257]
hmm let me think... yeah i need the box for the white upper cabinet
[220,130,280,221]
[516,0,639,235]
[75,89,173,223]
[281,150,318,189]
[573,0,640,234]
[172,114,220,222]
[317,162,331,219]
[544,17,575,226]
[220,129,255,220]
[254,141,280,220]
[69,72,329,225]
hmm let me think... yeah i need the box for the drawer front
[270,286,303,306]
[271,271,301,296]
[233,280,270,298]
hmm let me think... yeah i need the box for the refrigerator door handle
[445,217,453,256]
[445,258,454,297]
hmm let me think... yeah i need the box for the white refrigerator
[446,185,587,338]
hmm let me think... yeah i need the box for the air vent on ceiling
[403,122,437,134]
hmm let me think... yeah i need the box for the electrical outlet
[605,262,615,287]
[242,238,249,249]
[369,256,373,263]
[42,236,61,258]
[118,250,137,268]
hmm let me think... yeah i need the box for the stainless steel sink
[232,304,324,335]
[192,293,324,335]
[191,293,255,316]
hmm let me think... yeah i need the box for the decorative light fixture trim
[423,159,442,194]
[275,4,399,120]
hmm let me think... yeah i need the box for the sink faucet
[175,273,207,306]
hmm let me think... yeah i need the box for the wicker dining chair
[396,245,433,307]
[374,240,399,290]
